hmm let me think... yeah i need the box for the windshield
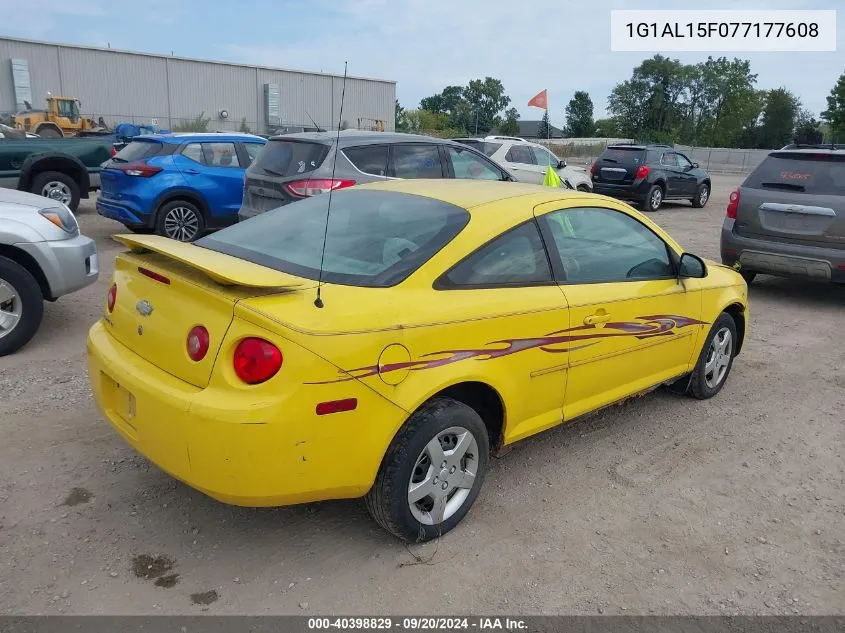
[196,189,470,287]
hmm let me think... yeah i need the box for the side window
[676,153,692,169]
[203,142,241,167]
[391,144,444,179]
[181,143,205,164]
[505,144,535,165]
[660,152,678,167]
[541,207,674,283]
[344,144,390,176]
[438,221,552,288]
[530,146,557,167]
[243,142,264,165]
[445,146,502,181]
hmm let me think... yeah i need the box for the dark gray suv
[720,148,845,284]
[238,131,517,221]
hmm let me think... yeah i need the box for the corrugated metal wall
[0,37,396,132]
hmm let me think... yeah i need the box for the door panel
[174,142,245,218]
[504,144,544,184]
[674,153,698,195]
[535,203,705,420]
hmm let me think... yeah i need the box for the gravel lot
[1,176,843,616]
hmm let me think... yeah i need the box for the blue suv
[97,133,267,241]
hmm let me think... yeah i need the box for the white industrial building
[0,36,396,134]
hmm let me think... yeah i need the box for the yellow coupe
[87,180,748,542]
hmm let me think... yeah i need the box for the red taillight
[111,146,117,157]
[635,165,650,180]
[107,283,117,312]
[284,178,356,197]
[316,398,358,416]
[138,266,170,285]
[186,325,210,362]
[233,337,283,384]
[590,162,597,177]
[115,161,162,177]
[726,188,740,219]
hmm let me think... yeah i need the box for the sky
[1,0,842,127]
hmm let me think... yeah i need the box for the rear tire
[0,255,44,357]
[687,313,737,400]
[740,270,756,284]
[155,200,205,242]
[576,184,591,192]
[692,183,710,208]
[643,184,663,212]
[31,171,81,211]
[365,397,489,542]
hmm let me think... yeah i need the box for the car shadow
[749,275,845,308]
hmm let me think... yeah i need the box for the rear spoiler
[112,234,306,289]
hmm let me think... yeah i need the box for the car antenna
[313,61,347,309]
[305,109,324,133]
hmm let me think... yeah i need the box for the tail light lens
[186,325,210,362]
[635,165,650,180]
[590,162,597,177]
[233,338,283,384]
[115,161,162,177]
[284,178,356,197]
[726,188,740,219]
[107,283,117,312]
[111,146,117,157]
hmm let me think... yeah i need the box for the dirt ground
[1,176,843,616]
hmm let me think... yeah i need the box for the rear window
[113,140,163,162]
[252,140,329,177]
[744,153,845,196]
[599,147,646,165]
[454,140,502,157]
[197,189,469,288]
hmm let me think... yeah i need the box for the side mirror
[691,162,699,168]
[679,253,707,279]
[558,159,567,169]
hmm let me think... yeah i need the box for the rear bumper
[86,320,403,507]
[720,219,845,283]
[97,198,151,228]
[591,180,650,202]
[14,234,99,299]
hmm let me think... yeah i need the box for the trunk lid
[735,152,845,249]
[593,146,648,184]
[104,234,310,388]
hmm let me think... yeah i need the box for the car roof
[354,178,599,211]
[770,148,845,155]
[605,143,672,150]
[267,130,468,147]
[143,133,266,144]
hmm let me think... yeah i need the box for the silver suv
[238,131,516,220]
[720,148,845,284]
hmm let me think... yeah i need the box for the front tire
[155,200,205,242]
[31,171,81,211]
[0,256,44,357]
[576,184,591,192]
[692,183,710,208]
[365,397,489,542]
[687,313,738,400]
[643,184,663,212]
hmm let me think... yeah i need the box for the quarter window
[243,142,264,165]
[542,207,674,283]
[391,144,444,179]
[439,221,552,287]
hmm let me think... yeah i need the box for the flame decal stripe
[306,315,707,385]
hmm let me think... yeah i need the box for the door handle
[183,168,200,175]
[584,312,611,325]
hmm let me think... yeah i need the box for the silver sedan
[0,188,99,356]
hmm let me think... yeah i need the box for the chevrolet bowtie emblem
[136,300,154,316]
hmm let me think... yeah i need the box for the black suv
[590,143,712,212]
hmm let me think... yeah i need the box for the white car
[454,136,593,191]
[0,188,98,356]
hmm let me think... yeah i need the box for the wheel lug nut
[441,482,448,490]
[441,461,447,469]
[433,477,438,484]
[449,466,456,474]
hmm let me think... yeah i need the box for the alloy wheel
[704,327,732,389]
[0,279,23,339]
[163,206,200,242]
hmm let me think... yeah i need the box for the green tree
[420,85,464,115]
[238,117,251,133]
[757,88,799,148]
[698,57,759,147]
[174,111,211,132]
[607,79,651,138]
[564,91,594,137]
[793,109,823,145]
[498,107,520,136]
[462,77,511,136]
[536,110,551,139]
[594,118,620,138]
[821,71,845,142]
[395,100,408,132]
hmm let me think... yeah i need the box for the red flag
[527,89,548,110]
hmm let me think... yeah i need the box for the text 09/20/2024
[610,9,837,52]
